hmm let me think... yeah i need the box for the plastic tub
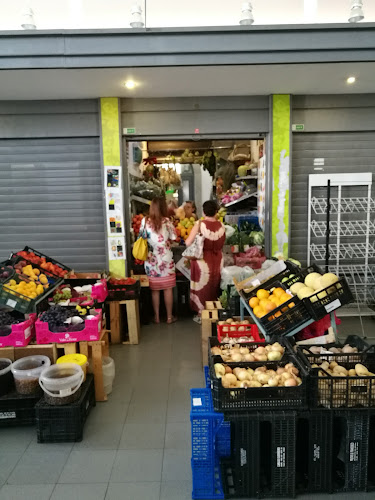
[56,354,88,381]
[102,357,115,395]
[39,363,84,406]
[11,355,51,395]
[0,358,13,396]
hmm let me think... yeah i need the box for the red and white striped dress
[190,220,225,312]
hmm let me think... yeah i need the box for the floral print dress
[140,217,177,290]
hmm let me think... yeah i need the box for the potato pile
[211,342,285,363]
[221,336,255,344]
[214,362,302,389]
[313,361,375,408]
[304,344,359,363]
[307,344,358,355]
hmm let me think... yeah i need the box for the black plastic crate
[0,390,41,427]
[222,411,297,498]
[239,261,300,302]
[367,414,375,491]
[297,336,375,365]
[242,281,312,338]
[303,278,354,321]
[15,246,71,276]
[210,357,307,413]
[107,280,141,301]
[0,264,63,314]
[331,410,370,492]
[35,375,95,443]
[296,411,333,494]
[297,347,375,409]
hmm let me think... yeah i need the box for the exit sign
[124,127,136,134]
[292,124,305,131]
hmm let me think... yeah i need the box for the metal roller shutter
[291,131,375,265]
[0,137,106,272]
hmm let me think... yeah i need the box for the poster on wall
[257,155,266,231]
[108,236,125,260]
[105,166,122,189]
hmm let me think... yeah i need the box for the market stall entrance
[123,136,268,321]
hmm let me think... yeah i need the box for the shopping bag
[182,222,204,260]
[132,237,148,261]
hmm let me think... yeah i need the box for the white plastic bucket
[11,355,51,395]
[39,363,84,406]
[102,357,115,395]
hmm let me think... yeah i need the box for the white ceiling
[0,0,374,30]
[0,63,374,100]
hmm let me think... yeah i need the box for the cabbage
[250,231,264,246]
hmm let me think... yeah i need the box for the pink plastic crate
[0,313,37,348]
[35,309,102,344]
[91,280,108,303]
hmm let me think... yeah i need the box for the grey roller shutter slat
[121,96,269,136]
[290,132,375,266]
[0,137,106,272]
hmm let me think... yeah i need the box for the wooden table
[0,341,79,363]
[109,299,140,345]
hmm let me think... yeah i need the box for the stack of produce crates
[193,316,375,497]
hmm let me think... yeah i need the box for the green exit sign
[125,127,136,134]
[292,124,305,131]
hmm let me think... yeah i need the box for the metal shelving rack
[308,172,375,317]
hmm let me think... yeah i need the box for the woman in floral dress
[185,200,225,321]
[140,197,177,324]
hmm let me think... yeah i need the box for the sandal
[153,317,160,324]
[167,316,177,324]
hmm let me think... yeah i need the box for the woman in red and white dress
[139,197,177,324]
[185,200,225,322]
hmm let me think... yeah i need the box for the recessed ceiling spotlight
[347,76,356,84]
[124,80,136,89]
[348,0,364,23]
[239,2,254,25]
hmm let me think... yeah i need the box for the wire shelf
[310,242,375,261]
[328,264,375,286]
[311,197,375,215]
[310,219,375,238]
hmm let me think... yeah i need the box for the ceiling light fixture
[124,80,136,89]
[239,2,254,25]
[21,7,36,30]
[347,76,356,84]
[130,3,144,28]
[348,0,364,23]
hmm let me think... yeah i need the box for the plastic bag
[220,266,244,289]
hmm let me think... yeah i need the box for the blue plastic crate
[192,459,224,500]
[191,389,223,463]
[204,366,210,389]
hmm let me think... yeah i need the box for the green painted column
[271,94,290,258]
[100,97,126,277]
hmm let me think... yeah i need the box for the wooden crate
[201,301,222,368]
[79,328,110,402]
[109,299,140,345]
[0,342,79,363]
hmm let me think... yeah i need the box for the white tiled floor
[0,317,374,500]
